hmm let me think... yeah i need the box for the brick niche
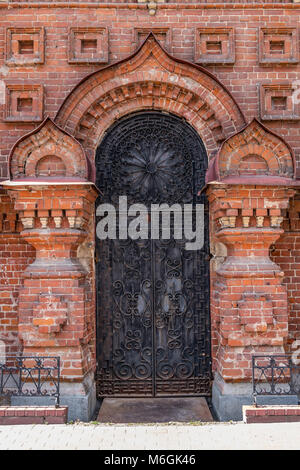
[68,27,109,64]
[260,84,300,121]
[194,28,235,64]
[259,28,299,65]
[6,27,45,66]
[4,84,44,123]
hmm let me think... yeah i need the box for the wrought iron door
[95,112,211,397]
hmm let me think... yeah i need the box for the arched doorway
[95,111,211,398]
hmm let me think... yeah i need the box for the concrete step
[97,397,213,423]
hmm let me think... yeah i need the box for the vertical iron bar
[151,238,156,397]
[18,357,22,395]
[56,357,60,407]
[270,357,275,394]
[0,362,3,395]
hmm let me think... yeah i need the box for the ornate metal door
[95,112,211,397]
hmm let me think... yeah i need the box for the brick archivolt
[216,119,295,179]
[9,117,88,180]
[55,34,245,167]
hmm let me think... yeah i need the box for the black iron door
[95,112,211,397]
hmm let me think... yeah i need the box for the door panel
[95,112,211,397]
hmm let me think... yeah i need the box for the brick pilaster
[208,185,295,382]
[5,182,99,383]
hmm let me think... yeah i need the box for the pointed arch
[9,117,88,181]
[208,118,295,183]
[55,33,246,179]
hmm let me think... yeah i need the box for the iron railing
[252,355,300,401]
[0,356,60,406]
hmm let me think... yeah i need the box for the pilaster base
[11,373,98,422]
[212,373,298,422]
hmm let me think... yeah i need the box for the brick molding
[9,117,88,179]
[258,27,299,65]
[260,83,300,121]
[208,185,295,381]
[194,28,235,65]
[132,28,171,52]
[56,34,245,174]
[4,83,44,122]
[5,27,45,66]
[68,27,109,64]
[5,182,99,383]
[215,119,295,179]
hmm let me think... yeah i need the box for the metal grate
[0,356,60,406]
[252,355,300,401]
[95,112,212,397]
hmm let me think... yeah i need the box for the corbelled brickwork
[55,34,245,179]
[1,1,300,421]
[4,183,98,383]
[0,189,35,357]
[208,185,295,381]
[2,3,300,180]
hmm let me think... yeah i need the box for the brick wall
[1,4,300,179]
[1,2,300,383]
[0,189,35,357]
[0,406,68,425]
[243,405,300,424]
[271,197,300,355]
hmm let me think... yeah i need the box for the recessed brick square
[133,28,171,52]
[259,28,299,65]
[6,27,45,66]
[4,84,44,122]
[260,83,300,121]
[195,28,235,64]
[68,27,108,64]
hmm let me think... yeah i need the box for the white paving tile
[0,422,299,450]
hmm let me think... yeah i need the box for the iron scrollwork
[252,355,300,400]
[96,112,211,397]
[0,356,60,405]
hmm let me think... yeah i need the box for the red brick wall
[1,4,300,179]
[243,406,300,424]
[0,406,68,425]
[1,2,300,375]
[0,190,35,357]
[271,198,300,355]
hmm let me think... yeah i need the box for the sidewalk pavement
[0,421,299,450]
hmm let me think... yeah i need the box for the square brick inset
[195,28,235,64]
[5,84,44,122]
[260,83,300,121]
[68,27,108,64]
[133,28,171,52]
[259,28,299,65]
[6,28,45,66]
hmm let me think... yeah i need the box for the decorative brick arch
[213,118,295,181]
[9,117,88,180]
[55,33,246,180]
